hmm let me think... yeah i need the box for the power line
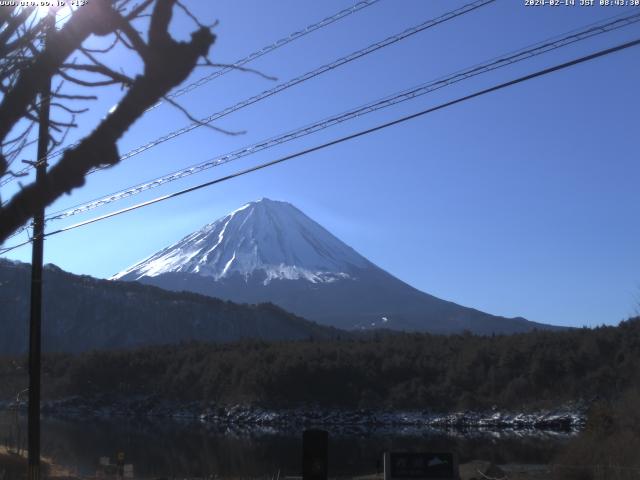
[3,35,639,255]
[155,0,381,107]
[8,8,638,238]
[0,0,381,187]
[10,0,491,185]
[101,0,494,170]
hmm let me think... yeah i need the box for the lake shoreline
[2,396,586,433]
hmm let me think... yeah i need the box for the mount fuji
[113,198,559,334]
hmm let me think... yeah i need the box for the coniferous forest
[2,318,640,478]
[1,317,638,412]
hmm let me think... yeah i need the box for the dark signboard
[384,452,458,480]
[302,429,328,480]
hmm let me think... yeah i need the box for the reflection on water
[1,413,571,477]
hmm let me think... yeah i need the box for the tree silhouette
[0,0,216,243]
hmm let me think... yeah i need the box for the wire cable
[0,0,494,187]
[155,0,381,107]
[12,8,638,236]
[104,0,494,169]
[0,0,381,186]
[2,35,639,255]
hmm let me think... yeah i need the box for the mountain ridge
[113,198,562,334]
[0,258,341,354]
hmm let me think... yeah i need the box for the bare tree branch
[57,69,123,88]
[50,115,76,148]
[0,0,216,243]
[51,93,98,101]
[125,0,155,20]
[81,35,119,54]
[0,7,36,54]
[50,103,89,115]
[196,59,277,81]
[163,95,245,136]
[116,19,149,59]
[61,63,134,86]
[0,0,121,173]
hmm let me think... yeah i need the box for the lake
[1,412,573,478]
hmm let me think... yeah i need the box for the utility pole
[27,9,55,480]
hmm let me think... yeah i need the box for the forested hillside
[2,317,638,411]
[0,259,340,354]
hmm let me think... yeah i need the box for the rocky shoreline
[2,395,586,432]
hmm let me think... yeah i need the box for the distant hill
[114,198,563,334]
[0,259,340,354]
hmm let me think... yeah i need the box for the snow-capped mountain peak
[112,198,370,284]
[110,198,557,334]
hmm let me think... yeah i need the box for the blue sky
[2,0,639,327]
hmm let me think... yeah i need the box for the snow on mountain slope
[112,198,370,284]
[112,198,563,334]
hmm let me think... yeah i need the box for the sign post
[383,452,459,480]
[302,429,328,480]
